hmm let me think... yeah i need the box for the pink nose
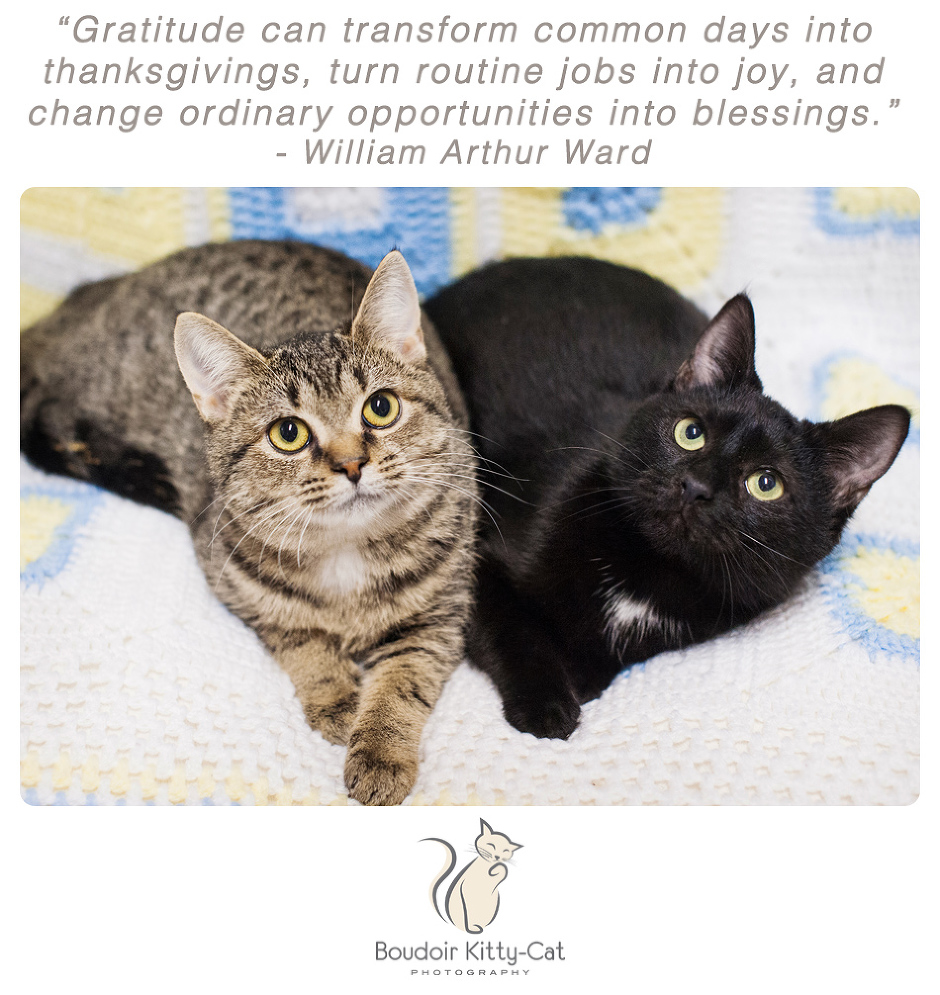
[333,457,368,484]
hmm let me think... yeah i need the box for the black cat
[424,257,910,739]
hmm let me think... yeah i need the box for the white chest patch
[318,547,370,594]
[601,592,660,646]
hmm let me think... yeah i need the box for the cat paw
[344,742,418,806]
[302,689,360,745]
[504,692,581,740]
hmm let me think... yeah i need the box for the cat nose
[331,455,368,484]
[681,476,713,503]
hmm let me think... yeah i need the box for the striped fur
[20,241,478,806]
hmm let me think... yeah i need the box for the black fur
[20,402,72,478]
[425,257,910,739]
[20,406,181,514]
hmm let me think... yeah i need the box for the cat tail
[422,838,457,924]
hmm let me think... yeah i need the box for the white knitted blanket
[20,187,919,804]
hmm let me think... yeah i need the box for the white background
[9,1,934,991]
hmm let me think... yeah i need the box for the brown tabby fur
[20,240,478,805]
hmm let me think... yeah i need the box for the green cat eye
[362,390,401,429]
[746,469,784,502]
[674,417,705,451]
[268,417,311,453]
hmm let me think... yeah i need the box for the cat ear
[673,294,761,391]
[815,404,910,511]
[351,250,426,363]
[479,819,493,835]
[174,312,268,422]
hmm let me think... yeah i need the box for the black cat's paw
[504,690,581,740]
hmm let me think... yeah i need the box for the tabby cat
[21,240,478,805]
[424,257,910,739]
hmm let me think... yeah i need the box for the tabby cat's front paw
[504,689,581,740]
[344,740,418,806]
[301,688,360,746]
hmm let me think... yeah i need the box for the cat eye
[745,469,785,501]
[674,417,705,451]
[267,417,311,453]
[362,390,401,429]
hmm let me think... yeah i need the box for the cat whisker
[402,452,526,484]
[546,444,645,474]
[712,551,733,633]
[555,496,633,525]
[396,460,531,506]
[476,484,532,506]
[442,429,516,475]
[210,496,239,542]
[275,504,312,577]
[401,473,506,547]
[296,506,316,569]
[444,426,508,451]
[409,462,528,493]
[255,503,303,572]
[408,440,516,476]
[189,493,226,526]
[587,427,652,469]
[210,495,291,547]
[453,475,532,506]
[546,484,641,519]
[736,529,812,569]
[400,469,487,503]
[212,498,301,592]
[727,540,788,602]
[402,467,520,511]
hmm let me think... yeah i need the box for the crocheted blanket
[20,187,919,805]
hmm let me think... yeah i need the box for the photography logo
[422,819,523,933]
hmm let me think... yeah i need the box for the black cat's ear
[351,250,426,363]
[175,312,268,422]
[673,294,761,391]
[815,404,910,511]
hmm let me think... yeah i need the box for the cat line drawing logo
[422,820,523,933]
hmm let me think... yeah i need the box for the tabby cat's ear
[814,404,910,512]
[351,250,426,363]
[673,294,761,391]
[174,312,268,422]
